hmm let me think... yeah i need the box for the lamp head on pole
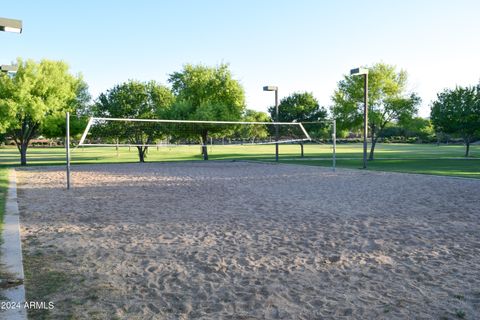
[0,64,18,72]
[0,17,22,33]
[0,65,18,78]
[263,85,278,92]
[350,68,368,76]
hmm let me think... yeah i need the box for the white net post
[66,112,71,190]
[332,119,336,172]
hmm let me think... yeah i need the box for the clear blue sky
[2,0,480,117]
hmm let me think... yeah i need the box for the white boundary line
[0,170,27,319]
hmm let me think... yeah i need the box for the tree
[239,109,271,143]
[41,80,91,141]
[168,63,245,159]
[92,80,174,162]
[268,92,329,146]
[0,58,88,165]
[397,117,435,142]
[331,63,421,160]
[431,85,480,156]
[41,114,90,142]
[268,92,327,122]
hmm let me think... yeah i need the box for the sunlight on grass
[0,143,478,178]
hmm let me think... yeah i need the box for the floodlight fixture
[0,64,18,72]
[350,68,368,76]
[263,85,278,92]
[0,17,22,33]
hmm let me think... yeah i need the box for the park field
[0,143,479,178]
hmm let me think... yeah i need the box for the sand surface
[16,162,480,319]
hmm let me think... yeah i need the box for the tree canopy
[41,80,91,140]
[0,58,88,165]
[331,63,421,160]
[430,85,480,156]
[168,63,245,159]
[270,92,329,141]
[92,80,175,162]
[397,117,434,142]
[269,92,327,123]
[238,109,271,143]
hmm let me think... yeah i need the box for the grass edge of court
[2,156,479,180]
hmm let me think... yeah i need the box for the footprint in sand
[145,265,159,273]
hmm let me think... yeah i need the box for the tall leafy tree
[41,80,91,141]
[239,109,271,143]
[269,92,329,141]
[397,117,435,141]
[331,63,421,160]
[268,92,327,122]
[168,63,245,159]
[0,58,88,165]
[431,85,480,156]
[92,80,174,162]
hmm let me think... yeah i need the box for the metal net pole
[66,112,71,190]
[332,119,336,172]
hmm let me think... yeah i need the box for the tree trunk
[465,139,470,157]
[137,146,147,163]
[369,138,378,161]
[20,143,28,166]
[368,126,377,161]
[13,120,38,166]
[201,130,208,160]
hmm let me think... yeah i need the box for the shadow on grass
[1,144,479,178]
[280,158,480,178]
[23,249,80,320]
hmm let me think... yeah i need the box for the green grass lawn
[0,168,8,239]
[0,143,478,178]
[0,168,9,289]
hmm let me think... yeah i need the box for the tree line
[0,58,478,165]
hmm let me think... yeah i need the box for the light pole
[350,67,368,169]
[0,65,17,72]
[0,64,18,78]
[263,85,279,161]
[0,17,23,33]
[1,17,22,77]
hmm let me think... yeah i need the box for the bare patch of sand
[17,162,480,319]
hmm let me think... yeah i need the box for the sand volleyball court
[16,162,480,319]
